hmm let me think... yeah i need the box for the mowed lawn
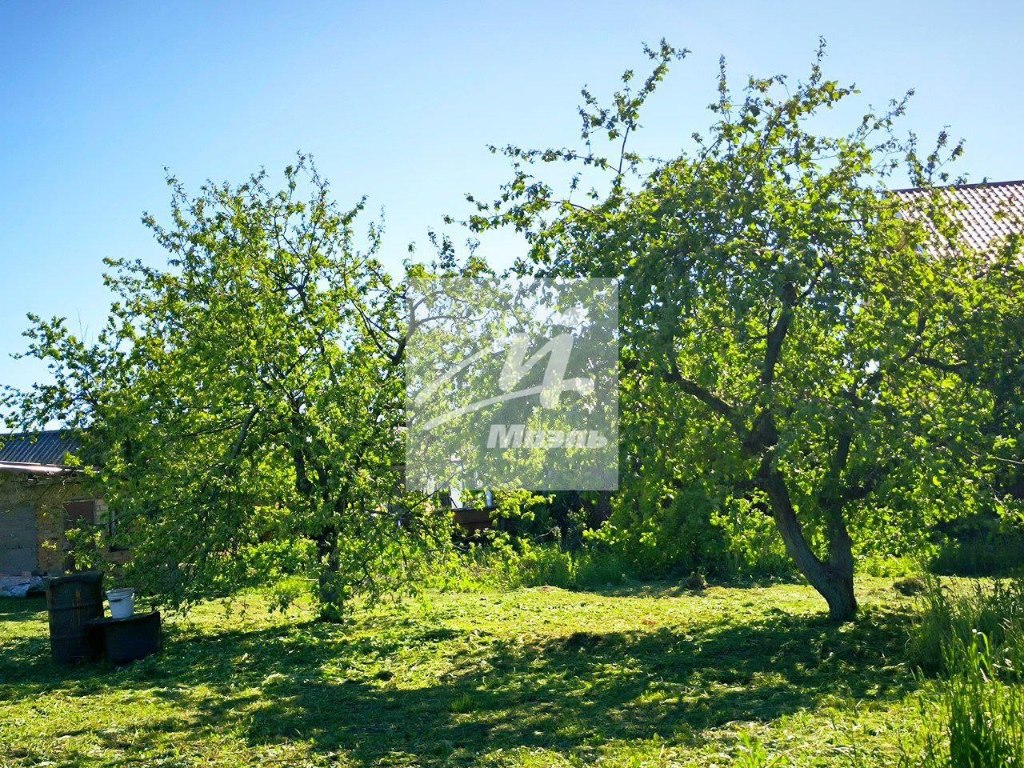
[0,579,937,767]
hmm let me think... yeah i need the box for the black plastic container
[45,571,104,664]
[89,611,162,665]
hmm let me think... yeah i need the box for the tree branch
[662,357,738,424]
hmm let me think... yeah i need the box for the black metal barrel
[46,571,104,664]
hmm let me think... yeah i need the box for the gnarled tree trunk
[760,469,857,622]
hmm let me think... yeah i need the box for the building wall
[0,473,103,575]
[0,503,37,573]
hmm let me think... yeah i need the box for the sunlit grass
[0,577,967,767]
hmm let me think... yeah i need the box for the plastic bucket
[106,588,135,619]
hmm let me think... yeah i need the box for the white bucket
[106,588,136,619]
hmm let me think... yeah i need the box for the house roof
[0,430,81,474]
[892,180,1024,253]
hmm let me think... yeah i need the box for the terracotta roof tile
[893,180,1024,253]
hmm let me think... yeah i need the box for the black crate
[89,611,162,665]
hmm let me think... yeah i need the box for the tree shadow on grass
[191,607,916,764]
[0,594,47,621]
[256,616,912,762]
[0,596,919,766]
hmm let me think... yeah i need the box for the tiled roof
[0,430,81,467]
[893,180,1024,253]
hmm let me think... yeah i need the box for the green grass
[908,579,1024,767]
[917,634,1024,768]
[0,578,973,767]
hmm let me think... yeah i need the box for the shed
[0,430,107,576]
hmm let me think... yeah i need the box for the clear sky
[2,1,1022,394]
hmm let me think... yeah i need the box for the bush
[909,577,1024,675]
[707,496,795,579]
[589,483,725,579]
[860,554,924,578]
[592,489,795,582]
[931,526,1024,577]
[424,539,629,593]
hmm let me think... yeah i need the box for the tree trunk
[317,573,346,623]
[315,527,346,623]
[761,470,858,622]
[823,499,857,621]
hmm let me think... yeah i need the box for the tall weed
[915,633,1024,768]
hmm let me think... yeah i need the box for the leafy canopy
[5,157,445,618]
[468,40,1012,618]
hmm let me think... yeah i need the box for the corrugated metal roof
[0,430,80,467]
[893,180,1024,253]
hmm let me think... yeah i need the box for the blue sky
[2,1,1023,393]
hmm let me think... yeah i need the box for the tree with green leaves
[470,41,1013,620]
[957,221,1024,508]
[4,157,445,621]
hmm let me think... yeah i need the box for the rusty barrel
[46,571,104,664]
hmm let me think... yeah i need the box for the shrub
[708,497,795,579]
[425,538,629,593]
[859,554,924,578]
[909,577,1024,676]
[590,489,797,582]
[589,483,727,579]
[931,523,1024,577]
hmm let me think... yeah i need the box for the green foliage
[931,516,1024,577]
[470,40,1018,619]
[590,481,720,578]
[708,496,796,579]
[589,488,796,580]
[3,157,451,620]
[861,555,925,579]
[428,538,628,592]
[950,213,1024,510]
[61,524,108,572]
